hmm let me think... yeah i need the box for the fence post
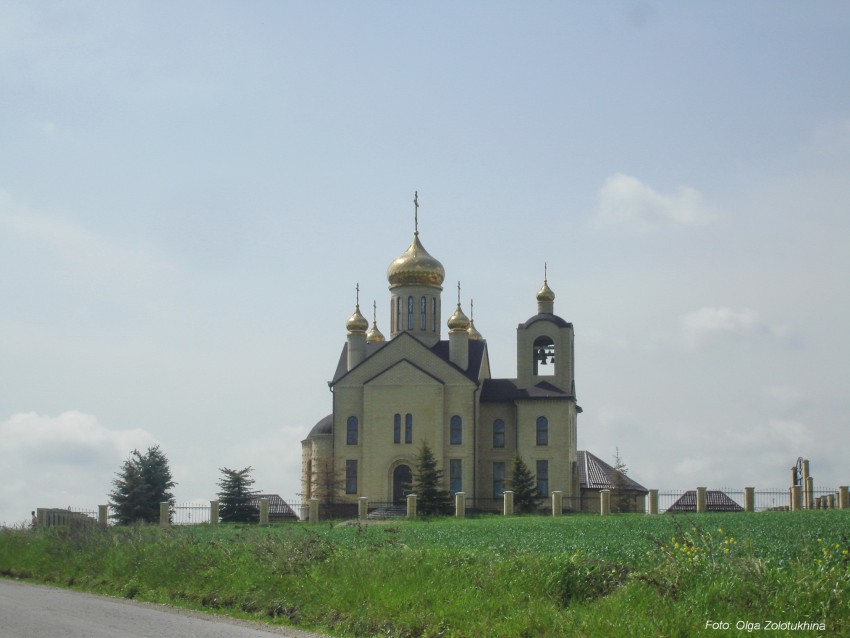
[358,496,369,521]
[744,487,755,512]
[406,494,417,520]
[455,492,466,518]
[309,498,319,523]
[259,498,269,525]
[210,500,219,525]
[98,505,108,526]
[695,487,707,514]
[159,502,170,527]
[503,491,514,516]
[790,485,802,511]
[806,476,814,510]
[828,493,836,509]
[647,489,658,515]
[36,508,46,528]
[551,491,562,517]
[839,486,849,510]
[600,490,611,516]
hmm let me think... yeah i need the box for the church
[301,196,645,514]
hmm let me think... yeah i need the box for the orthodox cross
[457,281,462,306]
[413,191,419,235]
[544,262,548,283]
[355,282,360,308]
[372,300,377,324]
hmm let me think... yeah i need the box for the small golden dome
[366,320,385,343]
[346,305,368,334]
[447,304,470,332]
[536,279,556,303]
[387,234,445,288]
[468,319,483,341]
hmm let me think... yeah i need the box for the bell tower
[516,269,575,392]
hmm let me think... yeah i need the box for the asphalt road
[0,579,332,638]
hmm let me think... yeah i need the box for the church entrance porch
[392,464,412,504]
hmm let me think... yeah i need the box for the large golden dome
[387,233,445,288]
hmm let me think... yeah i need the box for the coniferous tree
[611,447,631,513]
[509,454,543,513]
[110,445,176,525]
[217,466,260,523]
[411,442,451,516]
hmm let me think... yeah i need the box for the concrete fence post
[806,476,814,510]
[647,489,658,515]
[36,508,46,528]
[98,505,108,526]
[828,493,836,509]
[551,491,563,517]
[695,487,707,514]
[159,502,170,527]
[455,492,466,518]
[503,490,514,516]
[406,494,417,520]
[309,498,319,524]
[210,500,219,525]
[839,486,849,510]
[358,496,369,521]
[600,489,611,516]
[259,498,269,525]
[744,487,755,513]
[790,485,802,512]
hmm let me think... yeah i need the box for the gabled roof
[331,334,487,385]
[577,450,648,493]
[666,490,744,513]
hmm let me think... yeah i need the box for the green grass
[2,512,849,637]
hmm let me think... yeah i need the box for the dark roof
[332,334,487,385]
[248,494,299,521]
[519,313,572,330]
[666,490,744,513]
[577,450,648,492]
[481,378,573,402]
[308,414,333,437]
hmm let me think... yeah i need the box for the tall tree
[411,442,451,516]
[110,445,176,525]
[217,466,260,523]
[509,454,543,514]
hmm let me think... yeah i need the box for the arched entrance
[392,464,412,504]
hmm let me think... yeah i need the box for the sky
[1,1,849,525]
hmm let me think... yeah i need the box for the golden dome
[536,279,556,303]
[447,304,470,332]
[467,319,483,341]
[346,305,368,334]
[387,234,445,288]
[366,321,385,343]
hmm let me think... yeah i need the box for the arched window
[346,416,358,445]
[396,297,401,333]
[450,415,462,445]
[533,336,556,376]
[393,414,401,444]
[405,413,413,444]
[432,298,437,332]
[536,460,549,496]
[493,462,505,497]
[407,296,414,330]
[536,416,549,446]
[493,419,505,448]
[420,296,427,330]
[345,460,357,494]
[450,459,462,494]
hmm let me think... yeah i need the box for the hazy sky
[2,2,849,525]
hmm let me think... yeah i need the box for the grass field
[1,511,848,637]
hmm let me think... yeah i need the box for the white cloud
[681,306,787,349]
[591,173,717,231]
[0,412,156,526]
